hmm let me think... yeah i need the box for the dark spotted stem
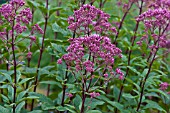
[136,46,159,111]
[113,1,134,44]
[115,1,144,112]
[31,0,49,111]
[11,18,17,113]
[137,21,170,111]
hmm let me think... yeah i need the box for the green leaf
[140,68,149,77]
[16,101,25,113]
[16,86,33,103]
[107,101,124,111]
[28,110,42,113]
[38,5,47,15]
[16,70,21,83]
[52,23,67,35]
[86,110,102,113]
[8,85,14,102]
[64,104,77,113]
[29,92,54,105]
[49,7,63,16]
[56,106,67,111]
[40,81,62,88]
[0,105,10,113]
[51,43,65,54]
[0,94,9,103]
[73,95,82,111]
[27,0,38,8]
[41,102,56,110]
[19,77,34,85]
[122,93,136,99]
[147,89,169,99]
[85,98,105,110]
[0,72,13,84]
[144,100,166,113]
[127,66,140,75]
[24,67,37,74]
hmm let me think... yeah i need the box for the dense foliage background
[0,0,170,113]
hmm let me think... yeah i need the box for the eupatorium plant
[136,3,170,111]
[58,4,123,113]
[0,0,42,112]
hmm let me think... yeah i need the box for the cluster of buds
[159,82,169,91]
[68,4,117,35]
[0,0,43,63]
[89,92,100,98]
[58,34,122,76]
[136,7,170,51]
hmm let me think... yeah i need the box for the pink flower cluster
[136,8,170,29]
[136,7,170,50]
[159,82,169,91]
[58,34,122,73]
[31,24,44,34]
[116,68,124,80]
[0,0,33,34]
[149,0,170,9]
[68,4,117,34]
[66,93,73,98]
[89,92,100,98]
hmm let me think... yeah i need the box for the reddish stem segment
[113,2,134,44]
[31,0,49,110]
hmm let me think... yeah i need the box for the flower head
[68,4,116,35]
[159,82,169,91]
[89,92,100,98]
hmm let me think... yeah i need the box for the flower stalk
[31,0,49,110]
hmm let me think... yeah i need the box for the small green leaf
[16,70,21,83]
[49,7,63,16]
[56,106,67,111]
[16,101,25,113]
[19,77,34,85]
[28,110,42,113]
[8,85,14,102]
[127,66,140,75]
[107,101,124,111]
[52,23,67,35]
[86,110,102,113]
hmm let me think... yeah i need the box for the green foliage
[0,0,170,113]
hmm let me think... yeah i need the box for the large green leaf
[0,105,10,113]
[143,100,166,113]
